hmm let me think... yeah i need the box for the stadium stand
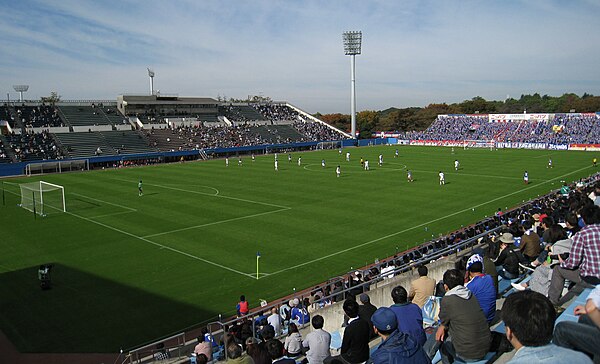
[98,130,156,155]
[54,132,115,158]
[0,104,18,128]
[0,135,12,163]
[222,105,268,124]
[6,131,63,161]
[14,105,64,128]
[58,105,115,127]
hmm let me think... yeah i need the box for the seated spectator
[283,323,302,357]
[465,256,496,323]
[494,233,527,279]
[302,315,331,364]
[291,298,310,326]
[368,307,430,364]
[554,285,600,362]
[226,342,255,364]
[511,256,553,296]
[409,265,436,308]
[424,269,491,363]
[548,205,600,306]
[267,307,282,336]
[246,337,270,364]
[194,335,212,361]
[519,220,542,261]
[502,290,591,363]
[326,299,370,364]
[266,339,295,364]
[389,286,426,347]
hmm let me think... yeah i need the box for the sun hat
[498,232,515,244]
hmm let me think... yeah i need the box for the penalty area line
[266,164,592,277]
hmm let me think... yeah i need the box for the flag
[257,251,261,258]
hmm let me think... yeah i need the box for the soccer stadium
[3,2,600,364]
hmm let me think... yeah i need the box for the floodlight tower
[13,85,29,102]
[147,68,155,95]
[343,31,362,139]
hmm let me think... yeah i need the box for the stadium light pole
[13,85,29,102]
[343,31,362,139]
[147,68,155,95]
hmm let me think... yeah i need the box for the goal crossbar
[19,181,66,216]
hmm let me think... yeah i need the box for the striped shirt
[562,224,600,278]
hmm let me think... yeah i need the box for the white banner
[489,113,551,122]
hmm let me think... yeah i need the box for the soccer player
[523,170,529,184]
[336,165,341,178]
[274,153,278,161]
[321,159,326,168]
[454,159,460,171]
[346,151,350,162]
[394,149,399,158]
[594,158,597,167]
[297,156,302,166]
[364,160,370,171]
[407,170,413,182]
[225,157,229,167]
[251,153,255,162]
[288,154,292,163]
[238,157,242,166]
[548,158,553,168]
[439,171,445,185]
[360,157,364,167]
[138,180,143,196]
[275,160,279,171]
[378,154,383,167]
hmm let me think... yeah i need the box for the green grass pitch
[0,146,596,353]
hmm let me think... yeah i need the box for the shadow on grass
[0,264,217,353]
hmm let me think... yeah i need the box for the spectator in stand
[389,286,426,348]
[502,291,592,363]
[519,220,542,261]
[267,307,282,336]
[194,335,213,361]
[554,284,600,362]
[266,339,295,364]
[425,269,491,363]
[284,323,303,358]
[237,295,249,317]
[246,337,270,364]
[465,256,496,323]
[494,233,527,279]
[326,299,370,364]
[358,293,378,339]
[409,265,436,308]
[290,298,310,326]
[548,204,600,306]
[226,342,255,364]
[302,315,332,364]
[368,307,430,364]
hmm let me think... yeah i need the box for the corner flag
[256,251,261,280]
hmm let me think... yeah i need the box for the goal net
[463,140,495,150]
[19,181,66,216]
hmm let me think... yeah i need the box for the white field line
[87,210,137,219]
[3,188,256,279]
[264,164,592,277]
[71,192,137,211]
[411,169,525,181]
[143,207,290,238]
[112,178,291,210]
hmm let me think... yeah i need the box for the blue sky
[1,0,599,113]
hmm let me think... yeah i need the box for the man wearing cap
[494,233,527,280]
[465,255,496,323]
[368,307,429,364]
[409,266,436,308]
[358,293,378,339]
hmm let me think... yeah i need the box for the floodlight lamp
[13,85,29,92]
[147,68,155,77]
[343,31,362,55]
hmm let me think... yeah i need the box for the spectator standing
[302,315,332,364]
[368,307,430,364]
[408,266,436,308]
[503,291,591,363]
[358,293,378,339]
[389,286,426,347]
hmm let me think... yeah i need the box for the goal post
[19,181,66,216]
[463,139,495,151]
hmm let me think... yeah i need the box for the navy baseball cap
[371,307,397,331]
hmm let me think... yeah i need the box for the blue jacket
[389,303,426,347]
[466,274,496,323]
[508,344,592,364]
[369,330,430,364]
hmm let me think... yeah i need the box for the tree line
[315,93,600,138]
